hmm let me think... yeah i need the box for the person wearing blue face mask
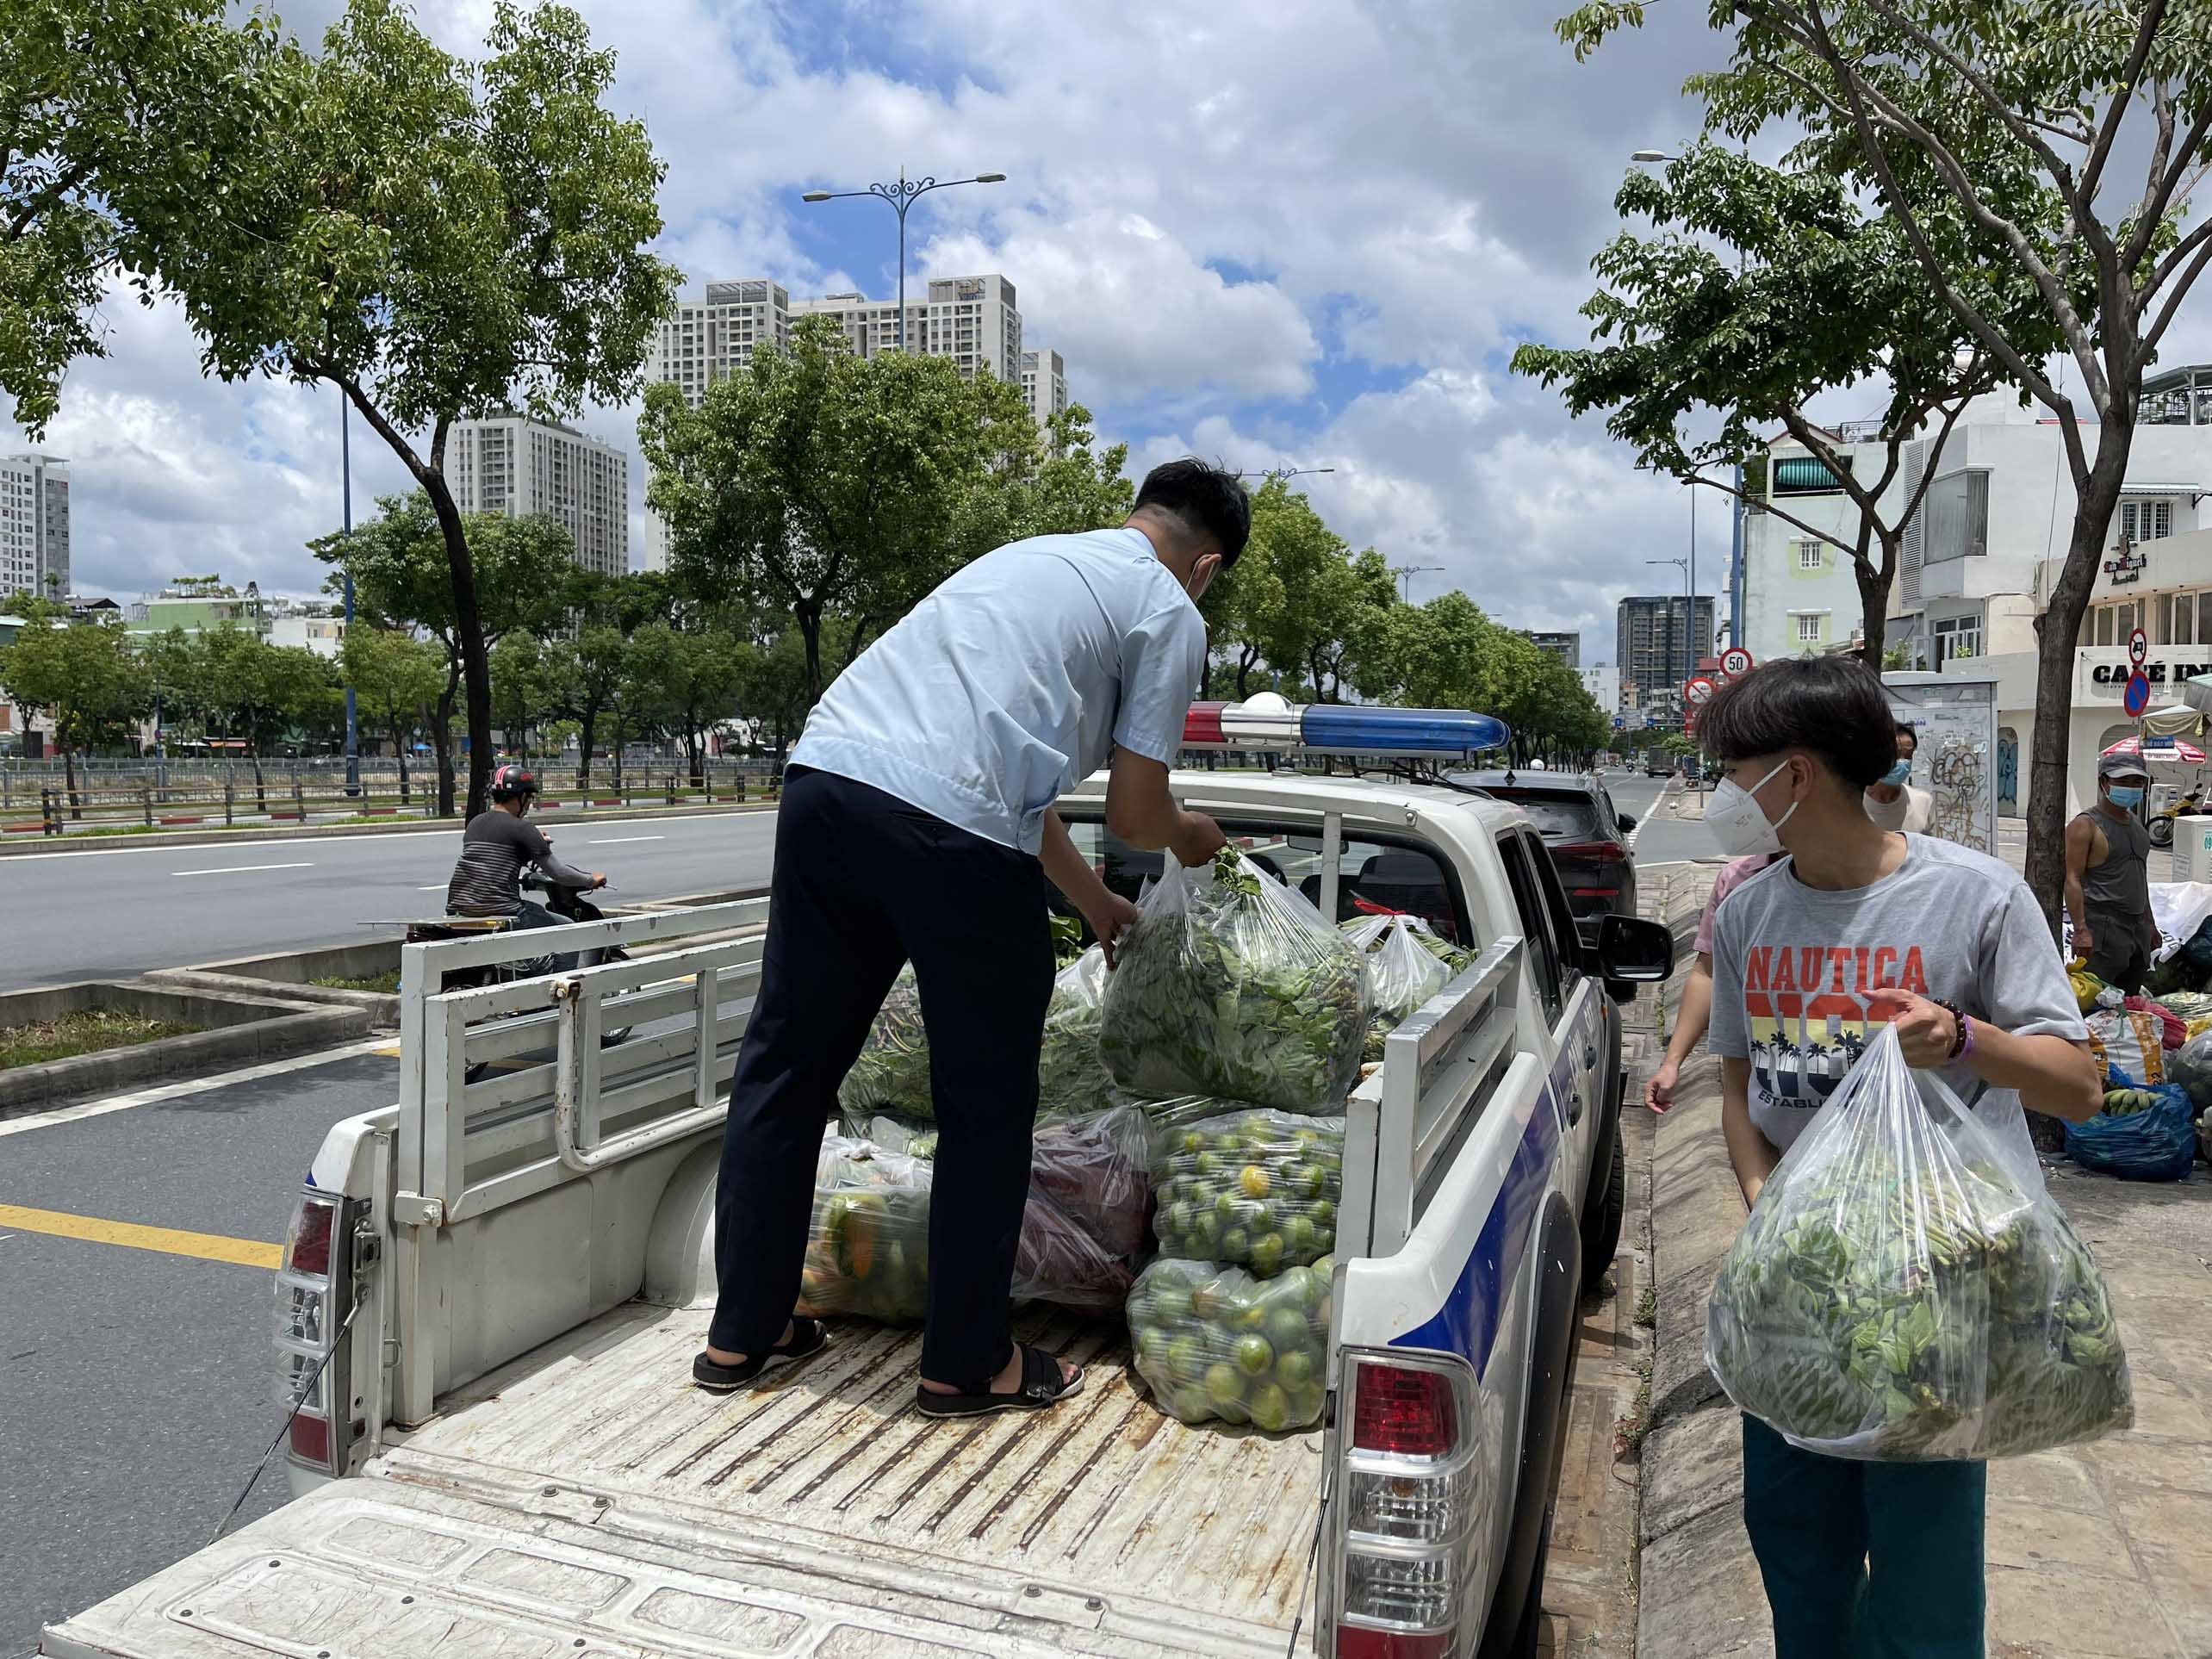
[1862,720,1932,834]
[2066,752,2158,993]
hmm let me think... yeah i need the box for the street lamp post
[341,391,358,795]
[1233,464,1336,484]
[800,169,1008,352]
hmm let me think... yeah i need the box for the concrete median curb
[0,797,777,858]
[0,979,371,1116]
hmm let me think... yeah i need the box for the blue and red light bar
[1182,700,1510,760]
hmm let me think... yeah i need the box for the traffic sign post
[1719,645,1755,679]
[1685,675,1717,706]
[2125,670,2153,718]
[2128,626,2149,668]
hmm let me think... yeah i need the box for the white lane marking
[587,835,665,845]
[171,861,316,877]
[0,808,761,864]
[0,1037,393,1139]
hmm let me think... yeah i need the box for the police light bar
[1182,699,1511,759]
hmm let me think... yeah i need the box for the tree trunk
[392,718,411,803]
[432,673,458,818]
[1853,538,1894,671]
[252,742,267,816]
[420,474,493,820]
[798,604,824,705]
[577,701,599,788]
[64,743,79,817]
[2024,458,2129,935]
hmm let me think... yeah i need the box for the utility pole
[342,391,358,796]
[1390,563,1444,601]
[801,169,1007,352]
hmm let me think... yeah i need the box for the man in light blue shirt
[697,459,1251,1419]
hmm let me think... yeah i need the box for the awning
[2121,481,2206,494]
[2184,674,2212,718]
[2141,702,2207,739]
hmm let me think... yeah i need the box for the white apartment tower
[0,454,69,600]
[447,415,630,580]
[1021,347,1068,432]
[792,275,1023,383]
[641,280,792,571]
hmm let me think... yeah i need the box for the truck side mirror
[1616,811,1637,832]
[1591,912,1675,984]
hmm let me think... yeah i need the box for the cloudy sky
[16,0,2196,665]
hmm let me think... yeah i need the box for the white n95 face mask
[1708,759,1799,857]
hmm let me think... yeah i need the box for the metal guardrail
[1342,935,1524,1257]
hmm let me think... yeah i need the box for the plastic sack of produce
[2126,995,2187,1050]
[2066,960,2109,1015]
[1031,1103,1153,1264]
[838,1111,940,1159]
[838,967,932,1115]
[1037,947,1116,1122]
[798,1136,934,1322]
[2155,990,2212,1023]
[1707,1023,2133,1461]
[2066,1067,2197,1182]
[798,1130,1135,1319]
[2084,1005,2165,1086]
[2197,1108,2212,1165]
[1342,915,1453,1061]
[2176,1031,2212,1109]
[1152,1109,1344,1275]
[1126,1255,1333,1431]
[1102,845,1373,1114]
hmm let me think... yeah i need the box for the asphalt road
[0,809,780,994]
[0,1047,402,1658]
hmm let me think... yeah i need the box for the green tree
[1512,143,2056,665]
[186,627,338,809]
[312,493,577,815]
[1002,405,1136,540]
[1559,0,2212,927]
[731,624,840,760]
[1209,481,1399,700]
[0,1,279,434]
[340,624,444,801]
[164,0,678,819]
[0,613,149,809]
[624,622,743,786]
[490,630,558,761]
[639,315,1035,702]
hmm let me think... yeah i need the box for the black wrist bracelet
[1932,997,1969,1059]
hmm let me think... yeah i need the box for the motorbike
[2148,785,2205,848]
[407,863,633,1082]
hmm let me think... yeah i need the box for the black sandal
[693,1317,828,1393]
[914,1344,1084,1420]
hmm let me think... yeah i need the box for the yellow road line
[0,1204,282,1271]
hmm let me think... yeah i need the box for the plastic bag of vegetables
[1037,947,1117,1122]
[1341,914,1453,1061]
[2166,1030,2212,1109]
[1032,1103,1153,1264]
[1707,1024,2132,1461]
[837,967,932,1116]
[1126,1255,1334,1431]
[1102,846,1373,1114]
[838,1111,940,1159]
[1152,1109,1343,1275]
[2066,1068,2196,1182]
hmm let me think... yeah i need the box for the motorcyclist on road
[445,765,606,968]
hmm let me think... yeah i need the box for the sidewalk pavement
[1635,863,2212,1659]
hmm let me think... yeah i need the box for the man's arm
[1871,989,2102,1122]
[1040,808,1140,966]
[1104,749,1227,867]
[1720,1057,1779,1207]
[1644,954,1712,1113]
[2064,816,2096,953]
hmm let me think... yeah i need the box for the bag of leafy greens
[1037,946,1117,1122]
[1707,1023,2132,1460]
[837,966,932,1116]
[1102,846,1373,1114]
[1341,914,1455,1061]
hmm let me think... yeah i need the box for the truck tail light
[274,1190,360,1479]
[1328,1350,1485,1659]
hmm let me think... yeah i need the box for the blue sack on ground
[2066,1066,2196,1182]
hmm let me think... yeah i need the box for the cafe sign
[2081,654,2212,699]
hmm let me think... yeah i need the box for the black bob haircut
[1698,655,1898,790]
[1134,458,1252,568]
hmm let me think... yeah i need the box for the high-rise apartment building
[1022,346,1067,431]
[447,414,630,579]
[1523,629,1581,669]
[792,275,1022,383]
[0,454,69,600]
[648,280,792,413]
[1617,594,1716,721]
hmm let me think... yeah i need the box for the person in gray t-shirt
[1695,656,2099,1659]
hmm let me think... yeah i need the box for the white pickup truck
[44,708,1673,1659]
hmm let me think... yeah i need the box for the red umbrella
[2102,735,2208,764]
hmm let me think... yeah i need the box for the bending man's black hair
[1133,458,1252,568]
[1699,655,1898,790]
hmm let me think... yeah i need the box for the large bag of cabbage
[1152,1109,1343,1275]
[1706,1023,2132,1461]
[838,966,931,1115]
[795,1134,1134,1320]
[1037,946,1117,1122]
[2167,1029,2212,1109]
[1102,845,1373,1114]
[1341,914,1454,1060]
[2065,1067,2197,1182]
[1126,1255,1334,1431]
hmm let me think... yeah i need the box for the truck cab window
[1497,830,1564,1020]
[1529,838,1586,990]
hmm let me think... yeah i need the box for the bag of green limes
[1151,1109,1344,1276]
[1127,1255,1335,1431]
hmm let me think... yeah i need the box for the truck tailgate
[48,1303,1322,1658]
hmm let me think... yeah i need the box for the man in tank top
[2066,751,2158,993]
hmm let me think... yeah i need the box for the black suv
[1453,770,1637,945]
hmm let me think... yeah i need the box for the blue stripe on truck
[1387,1085,1563,1377]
